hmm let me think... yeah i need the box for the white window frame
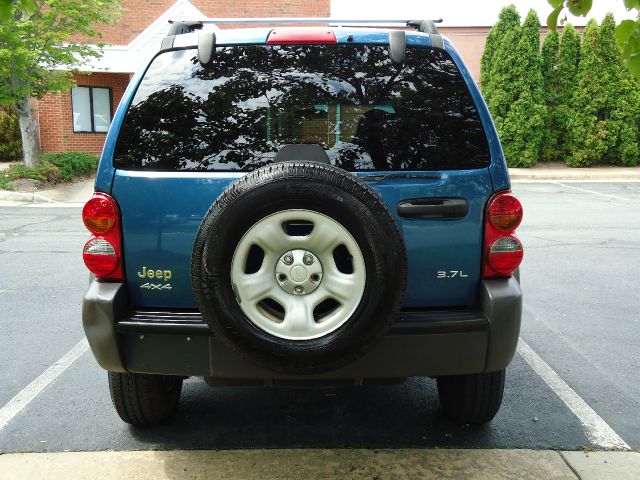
[71,86,113,133]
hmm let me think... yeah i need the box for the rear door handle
[396,198,469,219]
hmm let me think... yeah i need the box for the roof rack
[162,17,445,56]
[169,17,442,24]
[167,17,442,31]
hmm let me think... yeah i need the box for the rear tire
[108,372,183,426]
[436,369,505,425]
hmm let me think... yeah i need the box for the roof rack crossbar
[163,18,445,52]
[169,17,442,31]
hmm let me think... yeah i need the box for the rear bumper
[82,277,522,378]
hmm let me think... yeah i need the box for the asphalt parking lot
[0,181,638,453]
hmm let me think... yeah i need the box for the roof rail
[168,17,442,31]
[162,18,444,51]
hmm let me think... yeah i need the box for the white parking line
[0,338,88,432]
[517,339,630,450]
[552,182,631,201]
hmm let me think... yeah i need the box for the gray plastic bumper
[82,276,522,377]
[82,280,128,372]
[478,276,522,372]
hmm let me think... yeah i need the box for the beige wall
[442,26,583,83]
[441,27,489,83]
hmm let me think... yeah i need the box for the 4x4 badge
[140,283,172,291]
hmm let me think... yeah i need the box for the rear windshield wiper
[361,173,442,181]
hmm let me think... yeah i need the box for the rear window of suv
[114,44,490,172]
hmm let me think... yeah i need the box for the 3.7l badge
[436,270,468,279]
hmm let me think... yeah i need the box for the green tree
[547,0,640,79]
[566,20,609,166]
[566,16,640,166]
[492,10,546,167]
[485,28,521,121]
[0,0,121,166]
[540,30,561,161]
[480,4,521,90]
[0,105,22,162]
[601,14,640,165]
[0,0,34,22]
[555,24,581,160]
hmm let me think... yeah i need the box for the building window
[71,86,112,133]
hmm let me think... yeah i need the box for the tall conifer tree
[567,16,640,166]
[565,20,604,166]
[480,5,521,92]
[496,10,546,167]
[601,14,640,166]
[555,24,581,161]
[540,30,561,161]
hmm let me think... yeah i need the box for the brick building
[32,0,513,155]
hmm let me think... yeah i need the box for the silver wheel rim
[230,209,366,340]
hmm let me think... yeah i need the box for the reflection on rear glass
[115,45,490,171]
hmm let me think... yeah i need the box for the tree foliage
[565,20,606,166]
[0,0,34,23]
[484,7,639,167]
[480,5,521,90]
[0,105,22,161]
[601,14,640,165]
[547,0,640,79]
[566,15,640,166]
[0,0,120,104]
[542,30,561,95]
[540,30,561,161]
[0,0,121,166]
[485,28,521,121]
[555,24,581,160]
[486,10,546,167]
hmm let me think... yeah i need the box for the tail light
[82,193,123,280]
[483,191,523,278]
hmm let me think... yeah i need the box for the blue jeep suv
[81,18,524,427]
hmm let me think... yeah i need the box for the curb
[0,449,638,480]
[0,190,56,203]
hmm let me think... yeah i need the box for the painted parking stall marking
[517,339,629,450]
[0,339,89,432]
[551,182,631,201]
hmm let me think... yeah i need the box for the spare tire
[192,162,407,374]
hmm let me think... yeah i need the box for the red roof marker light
[267,27,337,44]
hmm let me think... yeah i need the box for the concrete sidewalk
[0,449,639,480]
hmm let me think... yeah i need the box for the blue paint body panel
[112,169,493,308]
[98,27,510,310]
